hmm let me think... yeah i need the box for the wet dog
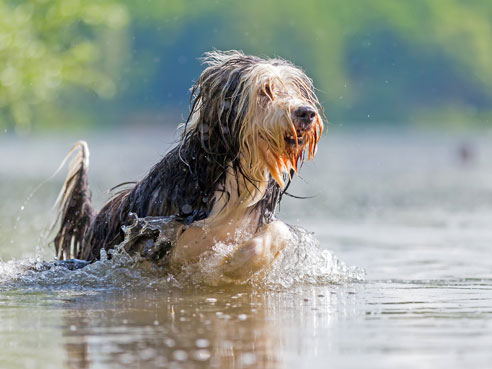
[52,50,324,281]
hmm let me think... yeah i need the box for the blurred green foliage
[0,0,128,133]
[1,0,491,133]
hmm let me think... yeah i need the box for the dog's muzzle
[285,105,317,146]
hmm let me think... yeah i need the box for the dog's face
[187,50,323,187]
[243,62,323,186]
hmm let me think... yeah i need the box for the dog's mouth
[284,132,305,146]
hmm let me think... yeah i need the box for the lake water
[1,127,492,369]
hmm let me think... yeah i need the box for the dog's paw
[222,220,291,281]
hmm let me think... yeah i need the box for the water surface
[1,128,492,368]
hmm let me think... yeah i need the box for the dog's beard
[243,111,323,188]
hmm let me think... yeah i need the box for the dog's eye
[260,84,274,100]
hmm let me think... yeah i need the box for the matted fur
[53,50,324,262]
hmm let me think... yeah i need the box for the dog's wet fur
[52,50,323,277]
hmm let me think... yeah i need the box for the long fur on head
[184,50,323,189]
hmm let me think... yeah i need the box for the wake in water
[0,216,364,291]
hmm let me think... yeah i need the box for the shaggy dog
[52,50,323,280]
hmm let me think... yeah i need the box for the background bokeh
[1,0,491,134]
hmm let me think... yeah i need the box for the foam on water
[0,223,363,291]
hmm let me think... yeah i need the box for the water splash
[0,219,363,291]
[177,225,365,287]
[256,226,365,288]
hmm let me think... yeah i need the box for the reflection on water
[58,287,324,369]
[1,280,491,369]
[1,284,363,369]
[2,129,492,368]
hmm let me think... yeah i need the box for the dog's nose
[293,106,316,128]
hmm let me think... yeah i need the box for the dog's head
[186,50,323,187]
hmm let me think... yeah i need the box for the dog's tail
[51,141,95,260]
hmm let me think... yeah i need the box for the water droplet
[164,338,175,347]
[173,350,188,361]
[181,204,192,214]
[193,349,211,361]
[20,206,24,211]
[195,338,210,348]
[153,320,159,326]
[238,314,247,321]
[205,298,217,303]
[240,352,257,366]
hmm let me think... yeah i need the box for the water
[1,127,492,368]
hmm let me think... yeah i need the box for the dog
[52,50,324,281]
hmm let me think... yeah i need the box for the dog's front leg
[221,220,292,280]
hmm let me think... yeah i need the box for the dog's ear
[198,52,253,125]
[188,52,256,158]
